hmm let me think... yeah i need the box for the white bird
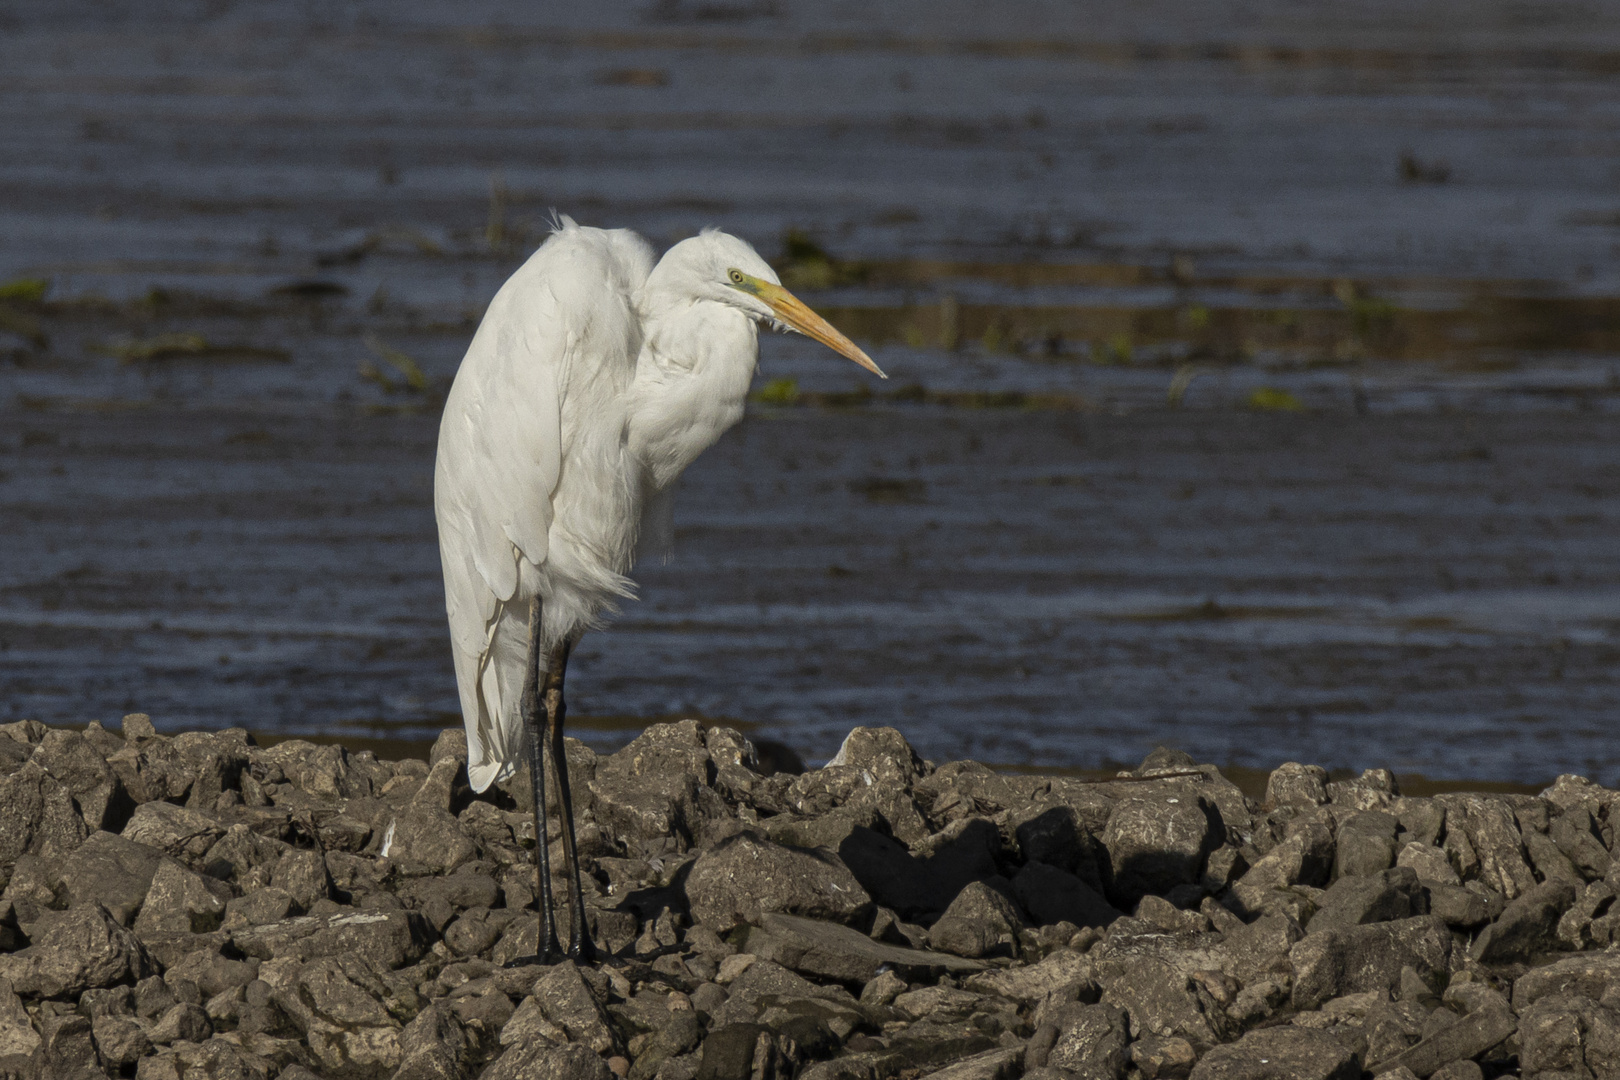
[434,217,884,960]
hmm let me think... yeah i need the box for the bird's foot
[567,937,598,965]
[502,946,566,969]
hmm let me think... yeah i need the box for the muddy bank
[2,717,1618,1079]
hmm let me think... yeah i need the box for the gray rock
[685,833,872,933]
[0,980,39,1058]
[1307,867,1422,933]
[1013,861,1122,931]
[50,830,164,925]
[1129,1034,1198,1080]
[37,1010,98,1074]
[966,949,1093,1005]
[162,950,260,999]
[1367,1003,1516,1078]
[201,823,289,887]
[0,761,88,866]
[484,1042,614,1080]
[0,902,154,997]
[1434,795,1536,900]
[697,1023,776,1080]
[386,758,477,874]
[1289,915,1453,1010]
[827,727,927,791]
[918,1047,1024,1080]
[1523,828,1583,887]
[1429,1061,1483,1080]
[1043,1003,1129,1079]
[1395,842,1458,886]
[272,849,332,913]
[149,1002,212,1045]
[1557,880,1617,949]
[1423,883,1499,928]
[1550,806,1612,880]
[132,858,228,935]
[534,961,619,1056]
[1266,764,1329,809]
[230,908,433,970]
[392,1004,470,1080]
[122,801,224,865]
[34,728,131,833]
[738,912,985,984]
[1189,1026,1359,1080]
[628,1011,703,1080]
[1098,956,1236,1046]
[1102,796,1221,906]
[1468,878,1578,963]
[92,1013,151,1066]
[1333,811,1398,879]
[1518,991,1620,1079]
[927,880,1024,959]
[1510,949,1620,1009]
[263,954,413,1078]
[223,886,295,928]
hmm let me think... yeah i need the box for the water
[3,1,1619,783]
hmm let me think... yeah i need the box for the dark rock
[1518,991,1620,1079]
[122,801,224,866]
[1188,1026,1359,1080]
[1557,880,1617,949]
[1289,915,1453,1010]
[534,962,619,1056]
[150,1002,212,1045]
[34,729,132,833]
[628,1011,702,1080]
[50,830,164,925]
[1395,841,1458,886]
[162,950,260,999]
[1367,1003,1516,1077]
[223,887,295,928]
[1102,796,1221,906]
[1038,1001,1128,1078]
[1266,763,1329,809]
[132,858,228,935]
[1510,949,1620,1009]
[1333,811,1398,879]
[201,823,288,888]
[833,822,996,922]
[0,982,39,1058]
[826,727,927,791]
[1097,956,1236,1046]
[0,902,154,997]
[484,1042,614,1080]
[927,879,1024,959]
[272,849,332,913]
[92,1013,151,1066]
[914,1047,1024,1079]
[262,954,414,1078]
[697,1023,774,1080]
[1130,1034,1198,1080]
[386,758,477,874]
[685,833,871,932]
[1550,806,1612,880]
[966,949,1093,1005]
[1013,861,1122,931]
[230,908,433,970]
[1468,878,1578,963]
[135,975,177,1019]
[1434,795,1536,900]
[1423,883,1499,929]
[37,1010,98,1073]
[393,1004,469,1080]
[1522,828,1583,887]
[738,912,985,984]
[0,761,89,866]
[1307,867,1423,933]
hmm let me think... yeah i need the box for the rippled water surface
[3,1,1620,783]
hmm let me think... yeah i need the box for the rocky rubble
[1,717,1619,1080]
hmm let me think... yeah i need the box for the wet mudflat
[3,1,1620,783]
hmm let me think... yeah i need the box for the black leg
[544,639,597,962]
[519,598,563,962]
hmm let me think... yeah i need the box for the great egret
[434,217,884,961]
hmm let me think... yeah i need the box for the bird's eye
[727,269,745,284]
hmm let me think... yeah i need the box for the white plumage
[434,218,884,795]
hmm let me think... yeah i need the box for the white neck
[627,289,760,490]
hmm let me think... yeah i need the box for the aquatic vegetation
[1247,387,1305,411]
[360,334,430,393]
[774,229,870,291]
[0,278,49,303]
[94,333,291,364]
[752,377,801,405]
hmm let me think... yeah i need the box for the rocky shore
[1,717,1617,1080]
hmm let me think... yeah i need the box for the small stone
[1266,763,1329,808]
[1102,795,1221,906]
[133,858,228,935]
[716,954,756,984]
[1306,867,1421,933]
[607,1056,630,1077]
[927,879,1024,959]
[1012,861,1121,930]
[1190,1026,1359,1080]
[149,1002,212,1045]
[1131,1034,1198,1080]
[1395,842,1458,886]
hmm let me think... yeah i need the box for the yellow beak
[742,276,887,378]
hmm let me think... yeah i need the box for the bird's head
[660,229,886,378]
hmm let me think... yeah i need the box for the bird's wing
[434,222,653,790]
